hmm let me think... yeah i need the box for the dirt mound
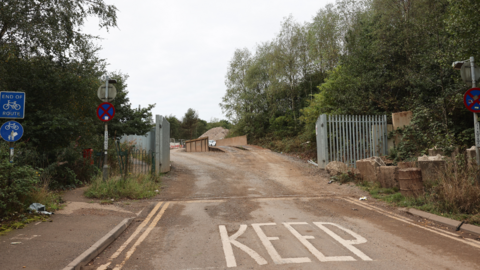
[199,127,229,141]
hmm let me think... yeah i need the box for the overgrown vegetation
[0,1,157,224]
[221,0,479,157]
[84,174,160,200]
[334,155,480,225]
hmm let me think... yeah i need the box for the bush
[0,159,40,217]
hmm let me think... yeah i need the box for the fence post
[316,114,328,169]
[155,115,161,174]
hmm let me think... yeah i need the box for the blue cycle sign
[1,121,24,142]
[0,91,26,119]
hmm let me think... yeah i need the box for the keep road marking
[219,222,371,268]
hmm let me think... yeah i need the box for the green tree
[181,108,199,140]
[166,115,181,140]
[0,0,117,58]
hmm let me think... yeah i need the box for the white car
[209,140,216,146]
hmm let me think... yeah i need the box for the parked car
[209,140,216,146]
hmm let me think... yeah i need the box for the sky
[84,0,332,122]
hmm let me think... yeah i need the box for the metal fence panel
[119,128,155,152]
[316,114,388,168]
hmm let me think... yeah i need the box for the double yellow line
[97,201,170,270]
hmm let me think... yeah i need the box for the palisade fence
[316,115,388,169]
[93,143,155,176]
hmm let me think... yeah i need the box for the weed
[0,214,48,236]
[84,174,160,200]
[357,154,480,226]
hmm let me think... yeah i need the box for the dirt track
[85,146,480,270]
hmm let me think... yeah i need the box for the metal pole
[9,142,14,163]
[470,57,480,167]
[103,76,109,181]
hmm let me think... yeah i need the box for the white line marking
[113,202,170,270]
[96,202,164,270]
[343,197,480,249]
[314,222,372,261]
[219,225,267,267]
[252,223,311,264]
[283,222,355,262]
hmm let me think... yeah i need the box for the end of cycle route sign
[0,91,26,119]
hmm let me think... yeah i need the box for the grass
[0,182,65,236]
[84,173,160,200]
[0,214,49,236]
[330,154,480,226]
[354,171,480,226]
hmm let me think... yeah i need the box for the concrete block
[356,158,380,183]
[467,146,478,166]
[418,154,444,161]
[418,160,446,182]
[378,166,399,188]
[326,161,348,176]
[397,161,417,168]
[398,168,424,197]
[392,111,412,130]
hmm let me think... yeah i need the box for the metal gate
[316,115,388,168]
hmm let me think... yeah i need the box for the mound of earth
[199,127,229,141]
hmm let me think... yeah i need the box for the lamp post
[453,57,480,167]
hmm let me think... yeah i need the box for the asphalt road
[85,146,480,270]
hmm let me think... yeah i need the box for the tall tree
[181,108,199,140]
[0,0,117,58]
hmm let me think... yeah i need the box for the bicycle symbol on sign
[3,100,21,110]
[5,122,19,131]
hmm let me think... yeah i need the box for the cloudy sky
[84,0,332,122]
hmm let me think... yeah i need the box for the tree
[106,72,156,138]
[0,0,117,58]
[181,108,199,140]
[166,115,181,140]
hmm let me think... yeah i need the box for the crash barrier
[215,135,247,147]
[170,142,183,149]
[185,137,209,152]
[316,115,388,169]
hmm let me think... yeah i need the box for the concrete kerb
[406,208,480,236]
[62,217,134,270]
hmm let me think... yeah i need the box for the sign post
[0,92,25,119]
[0,92,26,163]
[469,57,480,167]
[103,77,109,181]
[0,120,24,163]
[97,77,116,181]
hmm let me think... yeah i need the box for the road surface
[85,145,480,270]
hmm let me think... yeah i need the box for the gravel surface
[83,146,480,270]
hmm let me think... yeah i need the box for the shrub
[0,159,39,217]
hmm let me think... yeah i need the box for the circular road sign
[97,85,117,102]
[0,120,24,142]
[96,102,115,122]
[464,88,480,113]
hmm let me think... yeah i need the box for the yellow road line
[342,197,480,249]
[113,202,170,270]
[96,201,164,270]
